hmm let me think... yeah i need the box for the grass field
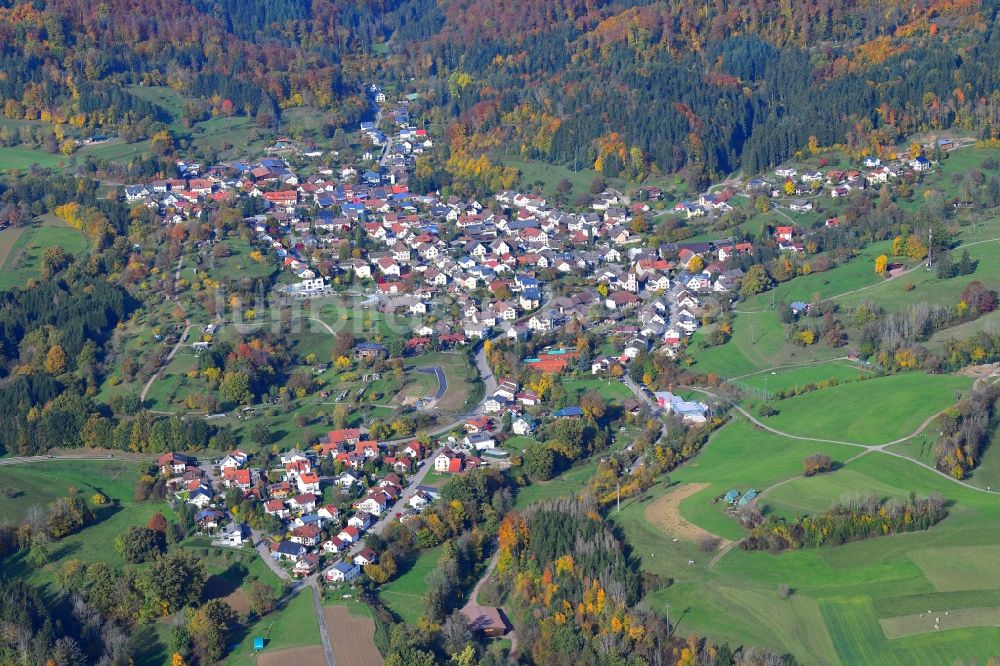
[225,591,321,664]
[563,377,633,404]
[0,459,174,595]
[0,214,88,289]
[758,372,971,445]
[0,459,150,523]
[381,546,442,624]
[732,359,872,396]
[622,379,1000,665]
[0,146,65,170]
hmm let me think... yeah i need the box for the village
[104,81,987,663]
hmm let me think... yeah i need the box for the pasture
[0,215,88,289]
[624,383,1000,664]
[758,372,971,444]
[225,591,321,664]
[0,146,64,170]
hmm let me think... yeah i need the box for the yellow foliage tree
[875,254,888,273]
[688,255,704,273]
[44,345,67,375]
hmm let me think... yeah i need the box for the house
[434,448,464,473]
[348,512,374,530]
[911,155,932,172]
[553,406,584,419]
[219,450,248,470]
[789,199,813,212]
[318,505,341,522]
[408,490,433,509]
[288,493,317,513]
[774,226,794,241]
[325,562,361,583]
[196,509,226,530]
[606,291,640,310]
[355,342,385,360]
[357,489,391,515]
[219,522,249,547]
[264,499,290,519]
[290,524,322,547]
[188,488,213,508]
[327,428,362,447]
[271,541,307,562]
[654,391,710,423]
[337,525,360,544]
[322,537,345,553]
[462,605,509,638]
[402,440,424,459]
[296,472,320,494]
[465,433,497,451]
[293,552,320,578]
[464,416,492,434]
[354,548,379,566]
[512,417,537,436]
[159,452,196,476]
[333,472,360,489]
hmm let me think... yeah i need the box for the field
[0,459,151,525]
[381,545,443,624]
[757,372,972,445]
[0,146,65,170]
[731,359,871,397]
[563,377,633,403]
[225,591,321,664]
[324,603,382,666]
[613,361,1000,664]
[0,214,88,289]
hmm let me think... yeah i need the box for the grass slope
[759,372,971,445]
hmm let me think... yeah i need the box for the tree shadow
[130,623,169,665]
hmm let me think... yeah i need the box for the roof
[554,406,584,417]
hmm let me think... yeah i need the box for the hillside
[389,0,999,186]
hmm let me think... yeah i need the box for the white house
[324,562,361,583]
[512,417,536,436]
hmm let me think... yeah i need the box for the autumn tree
[874,254,888,274]
[579,391,606,420]
[803,453,833,477]
[44,345,67,375]
[740,265,770,297]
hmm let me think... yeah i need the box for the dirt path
[645,483,732,547]
[324,605,382,666]
[0,225,27,267]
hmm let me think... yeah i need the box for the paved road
[364,446,444,541]
[311,579,337,666]
[416,365,447,399]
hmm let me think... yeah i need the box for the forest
[383,0,1000,188]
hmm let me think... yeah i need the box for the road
[364,446,444,540]
[311,579,337,666]
[0,452,155,466]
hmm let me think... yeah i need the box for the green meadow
[613,369,1000,664]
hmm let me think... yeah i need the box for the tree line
[741,493,948,552]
